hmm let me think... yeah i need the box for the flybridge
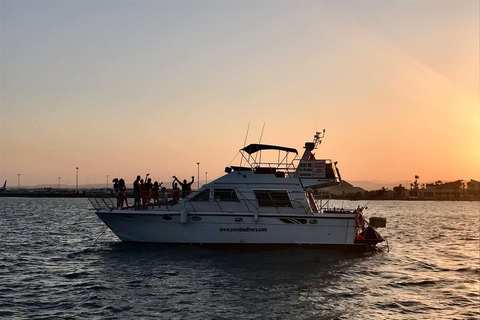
[238,143,299,176]
[235,131,342,187]
[240,144,298,155]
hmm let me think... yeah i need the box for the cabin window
[191,189,210,201]
[254,190,292,207]
[214,189,239,201]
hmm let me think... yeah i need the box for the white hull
[96,209,358,246]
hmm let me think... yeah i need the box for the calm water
[0,198,478,319]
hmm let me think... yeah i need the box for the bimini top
[241,144,298,155]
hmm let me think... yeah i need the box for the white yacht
[91,132,386,250]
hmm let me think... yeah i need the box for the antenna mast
[313,129,326,149]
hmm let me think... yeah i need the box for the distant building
[418,180,467,200]
[467,179,479,199]
[314,179,479,200]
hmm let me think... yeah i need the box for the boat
[90,131,386,250]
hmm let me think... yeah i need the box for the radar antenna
[313,129,325,149]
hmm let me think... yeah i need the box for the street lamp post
[58,177,60,189]
[76,167,79,192]
[197,162,200,189]
[17,174,20,189]
[205,172,208,185]
[107,175,109,188]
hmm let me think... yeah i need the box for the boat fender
[254,209,259,222]
[355,210,364,229]
[180,209,188,224]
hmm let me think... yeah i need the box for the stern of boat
[354,211,387,249]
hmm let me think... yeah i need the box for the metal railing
[88,189,311,215]
[87,194,115,210]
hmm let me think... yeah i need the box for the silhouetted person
[133,175,141,207]
[139,179,145,206]
[152,181,160,203]
[173,175,194,198]
[112,178,119,195]
[117,178,128,209]
[160,187,168,203]
[171,181,180,204]
[145,178,152,204]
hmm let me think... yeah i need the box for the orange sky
[1,0,479,187]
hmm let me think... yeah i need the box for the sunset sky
[1,0,479,188]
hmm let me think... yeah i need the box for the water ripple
[0,198,478,319]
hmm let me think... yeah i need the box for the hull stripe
[97,211,355,220]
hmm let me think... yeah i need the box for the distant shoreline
[0,192,89,198]
[0,191,478,201]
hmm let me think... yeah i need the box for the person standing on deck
[141,177,152,206]
[118,178,128,209]
[171,181,180,204]
[112,178,119,194]
[151,181,160,203]
[133,175,141,207]
[160,187,168,203]
[113,178,120,208]
[173,176,194,199]
[139,179,145,206]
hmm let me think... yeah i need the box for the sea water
[0,198,478,319]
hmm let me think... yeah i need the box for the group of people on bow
[112,174,195,209]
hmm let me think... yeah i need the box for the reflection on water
[0,198,478,319]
